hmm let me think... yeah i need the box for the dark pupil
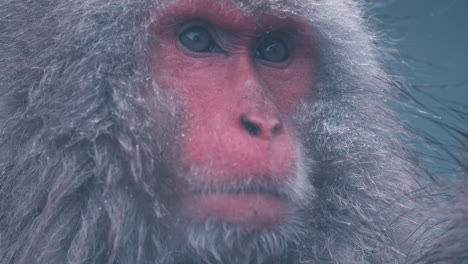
[257,38,289,62]
[179,27,214,52]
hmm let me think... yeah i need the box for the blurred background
[375,0,467,180]
[378,0,467,103]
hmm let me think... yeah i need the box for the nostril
[271,123,281,136]
[241,116,262,137]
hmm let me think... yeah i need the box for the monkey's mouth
[186,185,290,227]
[194,184,284,198]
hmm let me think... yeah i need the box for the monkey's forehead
[148,0,368,46]
[151,0,308,19]
[149,0,364,31]
[148,0,316,34]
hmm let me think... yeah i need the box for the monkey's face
[148,0,316,230]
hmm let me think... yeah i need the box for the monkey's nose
[241,115,282,139]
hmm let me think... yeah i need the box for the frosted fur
[412,183,468,264]
[0,0,454,263]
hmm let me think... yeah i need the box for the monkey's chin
[187,193,290,227]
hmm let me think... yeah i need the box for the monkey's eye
[256,37,289,63]
[179,26,216,53]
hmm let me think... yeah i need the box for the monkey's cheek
[186,193,290,227]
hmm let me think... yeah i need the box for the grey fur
[413,183,468,264]
[0,0,453,263]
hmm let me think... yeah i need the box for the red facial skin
[150,0,315,227]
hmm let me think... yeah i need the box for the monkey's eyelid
[179,26,219,53]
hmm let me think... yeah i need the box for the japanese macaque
[416,184,468,264]
[1,0,464,263]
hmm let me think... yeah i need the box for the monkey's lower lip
[188,193,289,226]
